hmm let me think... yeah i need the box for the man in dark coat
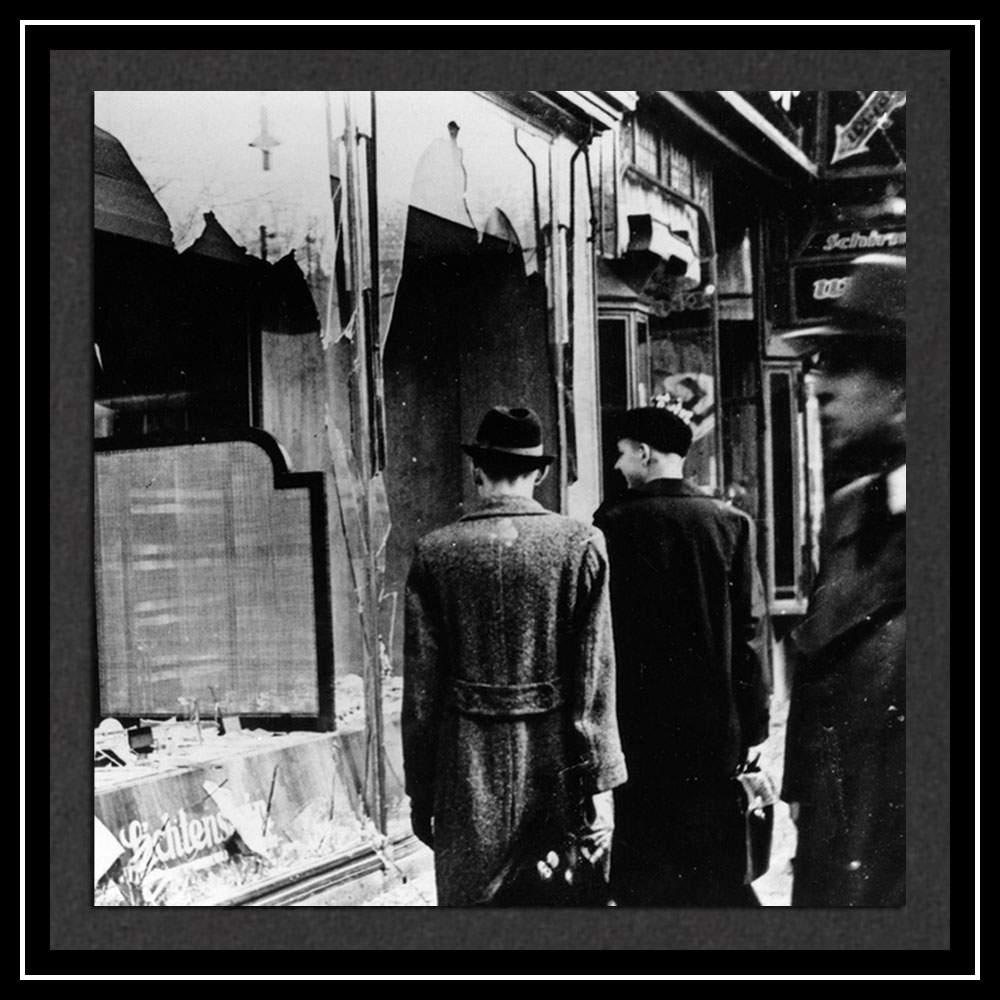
[402,406,628,906]
[781,252,906,907]
[593,406,769,906]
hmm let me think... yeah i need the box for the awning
[94,125,174,248]
[622,213,701,290]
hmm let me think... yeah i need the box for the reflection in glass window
[648,325,718,492]
[635,120,659,177]
[768,370,798,600]
[375,92,559,837]
[94,91,340,348]
[670,144,692,198]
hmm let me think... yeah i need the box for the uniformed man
[781,252,907,907]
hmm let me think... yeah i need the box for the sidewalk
[318,696,795,908]
[353,700,795,908]
[749,696,796,906]
[360,843,438,906]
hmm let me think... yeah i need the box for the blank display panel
[95,439,323,718]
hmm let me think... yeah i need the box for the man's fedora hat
[782,252,906,356]
[462,406,555,469]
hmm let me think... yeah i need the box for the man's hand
[411,808,435,850]
[579,790,614,864]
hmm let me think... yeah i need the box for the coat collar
[627,477,707,499]
[826,464,905,545]
[459,495,552,521]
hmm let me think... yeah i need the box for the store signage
[831,91,907,165]
[94,733,341,876]
[820,229,906,254]
[792,263,855,322]
[648,287,714,318]
[116,800,257,869]
[800,227,905,257]
[811,276,850,301]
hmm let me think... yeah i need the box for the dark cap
[782,252,906,356]
[619,406,693,458]
[462,406,555,469]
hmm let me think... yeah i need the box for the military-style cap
[462,406,555,469]
[782,252,906,356]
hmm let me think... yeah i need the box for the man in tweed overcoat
[402,406,628,906]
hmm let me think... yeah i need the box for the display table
[95,727,366,904]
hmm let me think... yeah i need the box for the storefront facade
[92,90,631,903]
[92,89,905,904]
[593,91,906,665]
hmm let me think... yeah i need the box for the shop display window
[90,90,603,898]
[763,363,812,613]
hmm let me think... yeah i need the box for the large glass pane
[634,120,659,176]
[647,333,718,490]
[374,92,558,836]
[92,94,386,904]
[94,92,339,344]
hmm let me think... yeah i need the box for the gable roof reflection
[184,211,251,264]
[94,125,175,249]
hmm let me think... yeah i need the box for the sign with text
[94,733,347,879]
[800,226,906,258]
[831,91,907,165]
[825,91,907,170]
[791,262,855,323]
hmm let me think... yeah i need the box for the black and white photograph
[32,23,976,978]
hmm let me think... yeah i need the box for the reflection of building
[92,89,905,905]
[593,91,905,633]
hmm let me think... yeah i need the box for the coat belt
[450,677,565,718]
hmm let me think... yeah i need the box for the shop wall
[566,140,603,523]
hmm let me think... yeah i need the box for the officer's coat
[782,471,906,906]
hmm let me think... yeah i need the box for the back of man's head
[620,407,693,458]
[474,451,545,484]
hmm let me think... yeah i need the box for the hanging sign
[830,91,907,165]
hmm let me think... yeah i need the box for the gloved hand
[411,808,434,850]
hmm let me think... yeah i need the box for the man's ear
[535,465,551,486]
[639,443,652,465]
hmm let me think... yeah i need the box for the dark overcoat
[402,495,628,907]
[782,470,905,906]
[593,478,769,904]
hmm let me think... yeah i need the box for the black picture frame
[94,428,335,731]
